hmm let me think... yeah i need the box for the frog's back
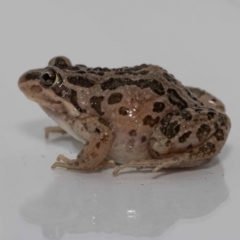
[57,61,204,119]
[95,64,204,112]
[75,63,203,133]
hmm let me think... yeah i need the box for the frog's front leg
[52,117,115,171]
[113,107,231,175]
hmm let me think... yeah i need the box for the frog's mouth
[18,69,80,118]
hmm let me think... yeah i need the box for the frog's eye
[40,68,62,88]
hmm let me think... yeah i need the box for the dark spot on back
[214,129,224,141]
[77,70,87,74]
[129,130,137,137]
[180,109,192,121]
[141,136,147,143]
[163,72,177,84]
[194,107,203,112]
[149,80,165,95]
[167,88,188,109]
[207,111,216,120]
[196,124,211,142]
[218,113,228,127]
[95,128,101,133]
[108,93,123,105]
[153,102,165,113]
[90,96,104,115]
[160,120,181,139]
[67,76,95,88]
[96,142,100,148]
[98,117,109,127]
[119,107,129,116]
[160,113,174,131]
[140,70,149,75]
[179,131,192,143]
[199,142,216,155]
[101,78,165,95]
[115,71,127,75]
[143,115,160,127]
[160,113,180,138]
[114,66,149,76]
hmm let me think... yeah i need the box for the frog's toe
[51,161,71,169]
[113,160,149,176]
[45,126,66,139]
[152,161,177,172]
[56,154,70,163]
[51,154,79,170]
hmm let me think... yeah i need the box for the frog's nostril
[30,85,42,94]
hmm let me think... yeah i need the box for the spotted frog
[18,56,231,175]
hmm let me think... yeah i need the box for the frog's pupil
[42,73,50,81]
[42,72,55,86]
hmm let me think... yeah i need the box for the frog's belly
[107,134,152,164]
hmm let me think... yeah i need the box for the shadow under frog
[19,158,229,240]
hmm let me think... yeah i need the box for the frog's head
[18,56,83,118]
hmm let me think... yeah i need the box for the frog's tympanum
[18,57,231,175]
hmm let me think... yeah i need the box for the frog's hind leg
[113,153,211,176]
[187,87,225,112]
[113,132,223,176]
[113,107,231,176]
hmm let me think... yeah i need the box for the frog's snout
[18,69,42,91]
[18,69,44,99]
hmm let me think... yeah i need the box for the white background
[0,0,239,239]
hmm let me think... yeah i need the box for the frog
[18,56,231,175]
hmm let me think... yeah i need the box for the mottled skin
[18,56,231,175]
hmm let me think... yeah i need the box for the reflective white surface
[0,0,239,239]
[19,160,229,239]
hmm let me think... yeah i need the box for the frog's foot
[112,159,177,176]
[45,126,67,139]
[52,154,115,171]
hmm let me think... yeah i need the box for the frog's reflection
[20,160,229,239]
